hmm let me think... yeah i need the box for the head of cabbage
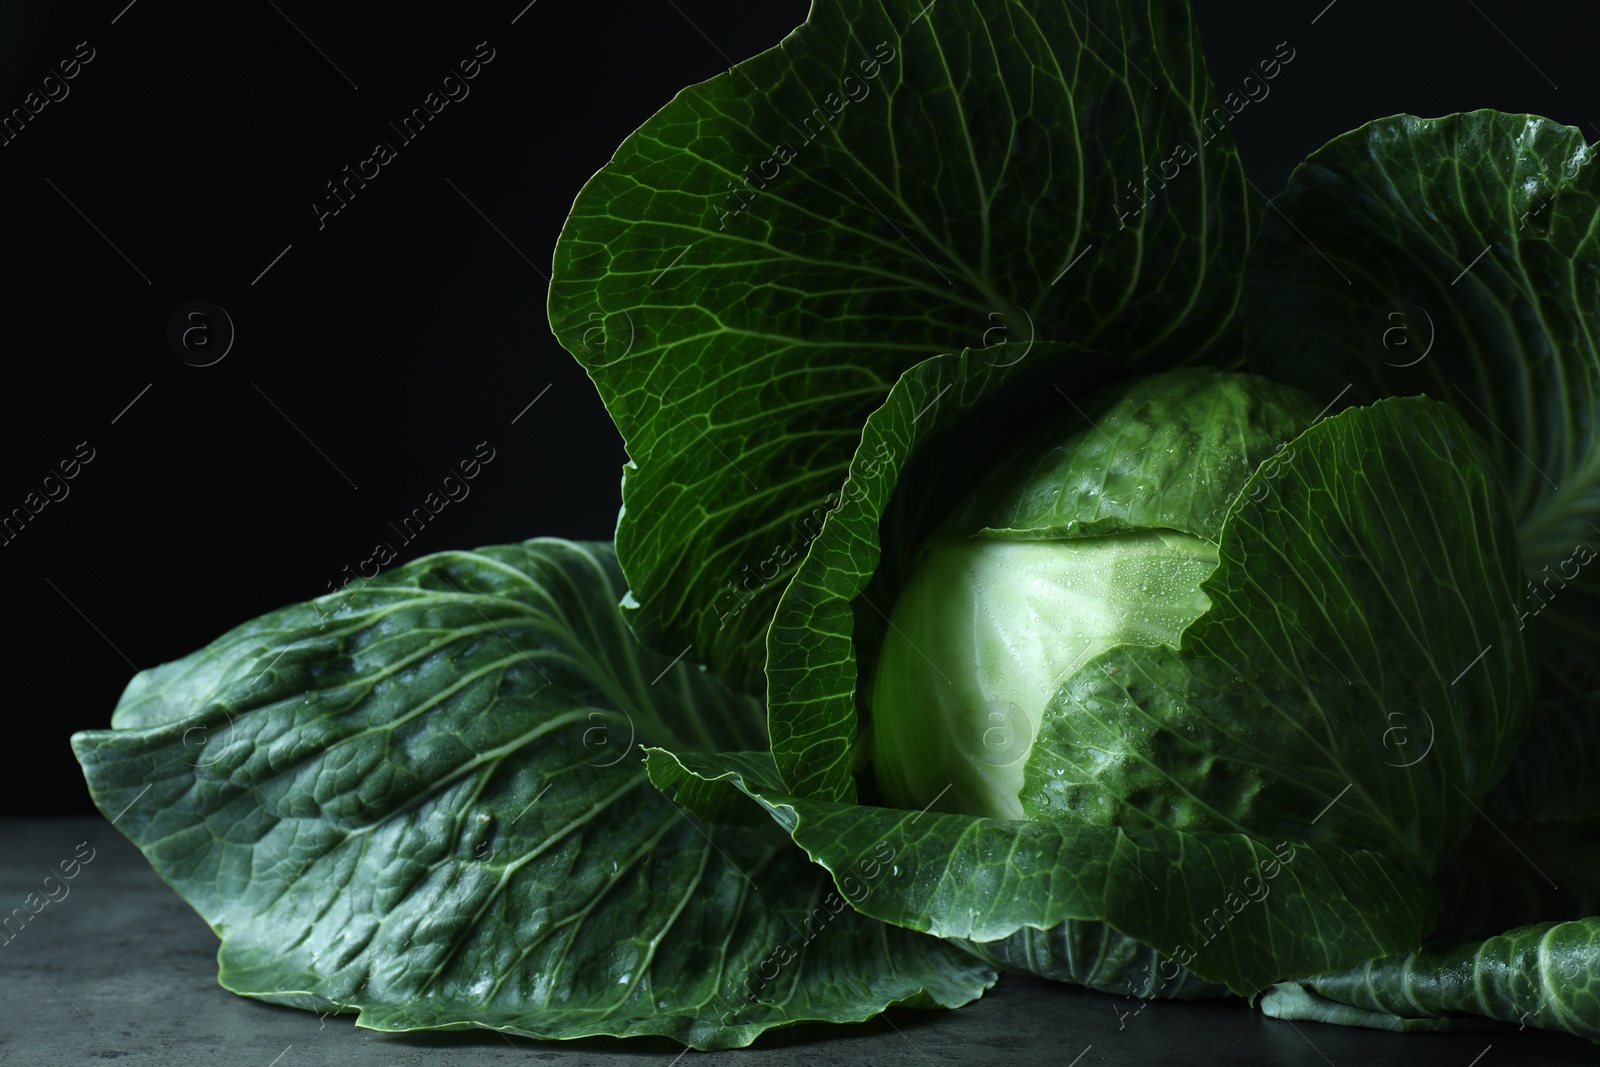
[868,368,1533,871]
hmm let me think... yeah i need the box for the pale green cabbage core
[871,529,1219,820]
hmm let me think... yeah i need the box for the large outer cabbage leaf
[549,0,1257,693]
[647,747,1435,998]
[1243,111,1600,703]
[1238,103,1600,1051]
[71,540,994,1050]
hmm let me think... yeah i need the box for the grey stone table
[3,818,1593,1066]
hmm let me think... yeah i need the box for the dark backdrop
[3,0,1590,816]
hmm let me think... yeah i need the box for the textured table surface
[2,817,1591,1067]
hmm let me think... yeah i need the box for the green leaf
[71,540,994,1050]
[1242,111,1600,702]
[1261,919,1600,1042]
[550,0,1258,692]
[1020,397,1535,869]
[646,742,1224,999]
[647,748,1437,998]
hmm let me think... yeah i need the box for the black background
[2,0,1590,824]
